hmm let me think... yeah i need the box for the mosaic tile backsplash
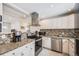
[40,29,79,38]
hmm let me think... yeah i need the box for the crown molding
[3,3,30,17]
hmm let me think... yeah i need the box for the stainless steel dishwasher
[51,38,62,52]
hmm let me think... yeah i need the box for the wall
[19,16,31,32]
[75,13,79,28]
[30,26,40,33]
[3,4,29,33]
[3,5,20,33]
[40,29,75,37]
[74,3,79,28]
[0,3,2,15]
[0,3,2,33]
[40,14,75,29]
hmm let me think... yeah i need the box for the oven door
[35,39,42,56]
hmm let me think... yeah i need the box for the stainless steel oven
[35,38,42,56]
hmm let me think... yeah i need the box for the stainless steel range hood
[30,12,40,26]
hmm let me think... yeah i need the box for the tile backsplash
[40,29,79,37]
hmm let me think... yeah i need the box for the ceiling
[13,3,74,19]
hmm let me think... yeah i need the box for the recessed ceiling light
[68,9,72,11]
[23,15,26,17]
[50,4,54,8]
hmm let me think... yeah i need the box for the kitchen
[0,3,79,56]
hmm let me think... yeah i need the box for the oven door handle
[35,39,42,42]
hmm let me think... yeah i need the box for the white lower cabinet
[42,37,51,49]
[69,39,75,56]
[62,38,75,56]
[2,41,35,56]
[62,39,69,55]
[21,42,35,56]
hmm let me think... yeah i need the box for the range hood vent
[30,12,40,26]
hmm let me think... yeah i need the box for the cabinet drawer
[42,37,51,49]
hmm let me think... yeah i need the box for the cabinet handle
[30,48,32,49]
[26,46,27,48]
[21,53,24,56]
[12,53,15,55]
[72,45,74,48]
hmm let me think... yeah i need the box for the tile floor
[38,48,67,56]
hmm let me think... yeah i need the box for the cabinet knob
[72,45,73,48]
[31,48,32,49]
[26,46,27,48]
[21,53,24,56]
[12,53,15,55]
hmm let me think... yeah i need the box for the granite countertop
[43,36,79,39]
[0,39,34,55]
[52,36,78,39]
[0,32,12,35]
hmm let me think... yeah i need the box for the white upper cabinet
[40,14,75,29]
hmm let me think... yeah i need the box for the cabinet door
[19,42,35,56]
[0,23,2,32]
[62,39,69,55]
[3,22,11,33]
[69,39,75,56]
[15,47,25,56]
[42,37,51,49]
[20,46,30,56]
[23,43,35,56]
[28,42,35,56]
[42,37,46,47]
